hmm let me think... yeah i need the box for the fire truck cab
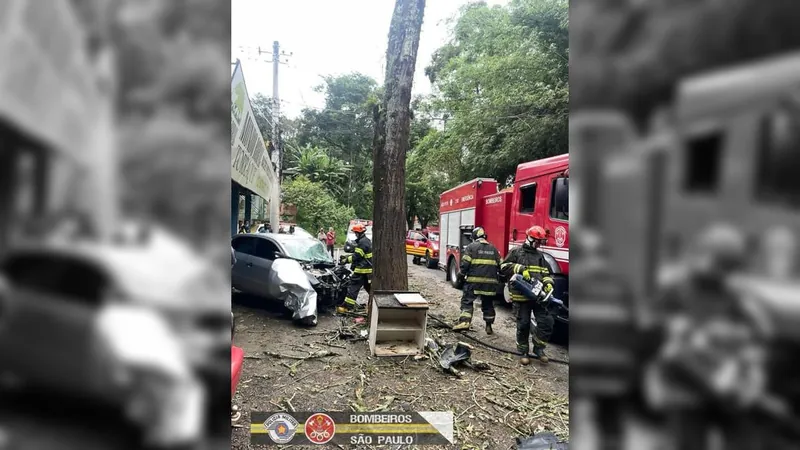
[573,51,800,309]
[438,154,569,328]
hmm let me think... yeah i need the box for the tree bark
[372,0,426,291]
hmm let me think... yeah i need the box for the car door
[0,253,105,397]
[405,231,415,256]
[250,238,280,296]
[231,235,259,293]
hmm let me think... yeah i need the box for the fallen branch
[264,350,340,360]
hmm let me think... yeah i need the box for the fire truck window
[683,132,723,193]
[550,178,569,220]
[519,183,537,213]
[756,104,800,209]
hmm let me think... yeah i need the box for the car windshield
[280,238,333,263]
[429,233,439,242]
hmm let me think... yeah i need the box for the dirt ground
[232,256,569,449]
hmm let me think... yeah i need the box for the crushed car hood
[267,258,318,321]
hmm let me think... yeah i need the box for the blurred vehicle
[346,219,373,242]
[438,155,569,330]
[405,229,440,269]
[231,233,351,324]
[0,225,229,448]
[572,52,800,445]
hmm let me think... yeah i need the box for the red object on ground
[231,345,244,398]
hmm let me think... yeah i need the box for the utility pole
[251,41,291,180]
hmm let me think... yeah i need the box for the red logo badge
[414,241,420,248]
[305,413,335,445]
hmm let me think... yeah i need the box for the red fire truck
[438,154,569,324]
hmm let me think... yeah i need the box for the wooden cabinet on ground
[368,291,428,357]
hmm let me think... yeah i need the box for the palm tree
[284,145,351,196]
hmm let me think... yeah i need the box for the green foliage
[281,176,356,242]
[422,0,569,185]
[284,145,351,196]
[291,73,379,218]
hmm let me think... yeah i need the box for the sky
[231,0,509,118]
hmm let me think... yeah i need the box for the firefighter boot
[519,355,531,365]
[485,322,494,335]
[532,345,549,364]
[452,321,471,331]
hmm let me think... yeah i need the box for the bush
[282,176,355,246]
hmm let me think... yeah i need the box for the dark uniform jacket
[460,238,501,296]
[348,236,373,275]
[569,258,639,398]
[500,245,554,301]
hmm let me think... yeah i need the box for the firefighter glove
[544,282,554,293]
[522,269,532,281]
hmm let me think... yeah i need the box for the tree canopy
[276,0,568,232]
[421,0,569,188]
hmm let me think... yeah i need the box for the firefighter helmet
[471,227,487,240]
[343,240,356,254]
[351,223,367,233]
[525,226,547,247]
[694,223,746,273]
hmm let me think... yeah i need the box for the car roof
[236,233,308,242]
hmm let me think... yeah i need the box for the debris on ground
[516,431,569,449]
[232,259,570,449]
[425,338,492,377]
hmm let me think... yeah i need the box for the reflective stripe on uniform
[459,311,473,319]
[470,259,497,265]
[474,290,497,296]
[526,266,549,273]
[510,293,528,301]
[542,276,554,284]
[465,276,498,284]
[354,267,373,274]
[462,255,472,262]
[355,248,365,256]
[365,253,373,259]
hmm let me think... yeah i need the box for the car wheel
[551,319,568,346]
[448,258,462,289]
[425,253,437,269]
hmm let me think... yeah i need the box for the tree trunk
[372,0,426,291]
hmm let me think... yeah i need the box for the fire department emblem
[305,413,335,445]
[414,241,420,248]
[264,413,298,444]
[554,226,567,248]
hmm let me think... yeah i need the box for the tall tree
[423,0,568,185]
[294,73,380,217]
[372,0,426,291]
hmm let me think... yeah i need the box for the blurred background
[570,0,800,449]
[0,0,230,449]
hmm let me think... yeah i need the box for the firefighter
[452,227,501,334]
[648,223,763,450]
[337,223,372,313]
[501,225,556,364]
[569,229,640,450]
